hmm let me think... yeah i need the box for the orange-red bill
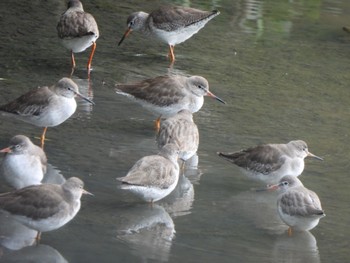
[0,147,12,153]
[118,28,132,46]
[254,184,279,192]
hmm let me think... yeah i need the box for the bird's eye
[282,181,289,186]
[15,144,21,150]
[198,84,205,90]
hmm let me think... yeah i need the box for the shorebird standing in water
[217,140,323,184]
[266,175,325,235]
[117,143,180,203]
[0,177,92,242]
[118,5,220,63]
[115,74,225,116]
[156,109,199,163]
[57,0,99,76]
[0,135,47,189]
[0,78,94,148]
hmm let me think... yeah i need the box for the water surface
[0,0,349,262]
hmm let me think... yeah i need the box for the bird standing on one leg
[0,78,94,148]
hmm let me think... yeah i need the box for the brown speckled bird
[118,5,220,62]
[57,0,99,74]
[115,74,225,118]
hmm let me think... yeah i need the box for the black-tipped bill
[75,92,95,105]
[307,152,323,161]
[207,91,226,104]
[118,28,132,46]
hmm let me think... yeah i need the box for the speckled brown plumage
[57,0,99,73]
[115,75,224,117]
[116,76,183,107]
[116,144,180,202]
[147,6,219,32]
[119,5,220,62]
[57,1,99,39]
[156,109,199,161]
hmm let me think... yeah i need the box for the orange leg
[70,51,76,76]
[87,42,97,73]
[288,227,292,236]
[154,116,162,133]
[168,45,175,63]
[41,127,48,149]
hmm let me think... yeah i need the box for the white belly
[40,97,77,127]
[278,208,323,231]
[1,155,44,189]
[61,34,98,53]
[15,202,81,232]
[136,95,203,118]
[153,23,207,46]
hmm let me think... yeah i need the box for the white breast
[1,154,44,189]
[40,96,77,127]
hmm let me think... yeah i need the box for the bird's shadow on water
[111,172,196,262]
[221,187,321,263]
[223,188,288,235]
[271,231,320,263]
[0,211,37,251]
[42,163,66,185]
[113,203,175,262]
[0,164,66,252]
[114,172,195,217]
[0,243,68,263]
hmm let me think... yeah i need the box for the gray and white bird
[267,175,325,235]
[217,140,323,184]
[156,109,199,162]
[117,143,180,203]
[0,177,92,241]
[0,135,47,189]
[57,0,99,74]
[0,78,94,148]
[118,5,220,62]
[115,74,225,118]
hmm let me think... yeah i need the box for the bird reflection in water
[115,204,175,262]
[0,243,68,263]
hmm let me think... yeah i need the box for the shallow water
[0,0,349,262]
